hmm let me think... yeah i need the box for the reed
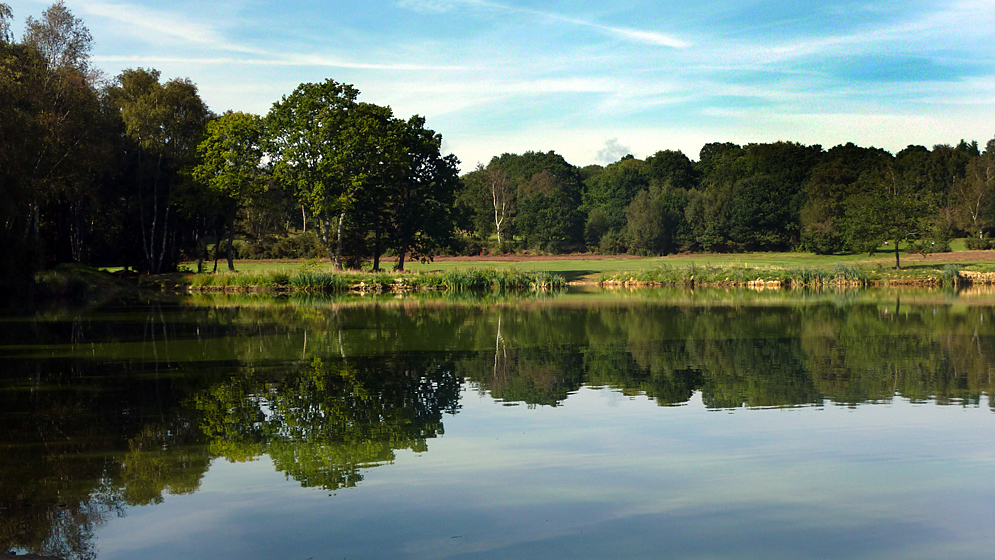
[600,263,875,288]
[183,268,565,293]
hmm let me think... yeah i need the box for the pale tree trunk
[486,166,511,250]
[494,193,505,247]
[334,211,345,270]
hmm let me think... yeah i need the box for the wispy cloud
[91,54,466,71]
[398,0,692,48]
[78,1,265,55]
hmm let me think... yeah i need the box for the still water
[2,289,994,559]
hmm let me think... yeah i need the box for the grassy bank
[180,241,995,284]
[183,267,566,293]
[600,262,995,288]
[157,243,995,293]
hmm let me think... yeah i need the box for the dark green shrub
[965,237,995,250]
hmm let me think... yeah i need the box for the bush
[444,234,485,256]
[236,232,324,259]
[909,238,951,255]
[598,229,626,254]
[965,237,995,250]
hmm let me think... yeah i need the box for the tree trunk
[333,211,345,271]
[212,224,220,273]
[373,230,381,272]
[226,218,235,271]
[894,239,901,269]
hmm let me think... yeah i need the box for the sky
[6,0,995,170]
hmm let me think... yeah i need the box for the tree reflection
[0,357,210,559]
[195,354,462,491]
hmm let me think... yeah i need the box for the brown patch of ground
[235,253,645,264]
[424,253,644,262]
[883,250,995,266]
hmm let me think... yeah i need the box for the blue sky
[7,0,994,169]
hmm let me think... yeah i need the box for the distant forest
[3,2,994,289]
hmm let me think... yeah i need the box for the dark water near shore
[2,289,994,559]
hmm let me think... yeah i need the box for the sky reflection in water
[97,389,993,560]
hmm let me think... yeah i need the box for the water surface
[2,289,993,559]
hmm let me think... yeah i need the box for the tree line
[460,139,995,268]
[4,2,995,292]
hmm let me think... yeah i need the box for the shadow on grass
[556,269,601,283]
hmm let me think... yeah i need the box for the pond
[2,288,994,560]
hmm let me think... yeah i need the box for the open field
[181,244,995,284]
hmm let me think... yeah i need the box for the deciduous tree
[383,116,460,270]
[951,138,995,240]
[193,111,265,271]
[265,80,363,270]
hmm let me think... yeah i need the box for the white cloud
[596,138,632,164]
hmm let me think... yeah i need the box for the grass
[181,267,566,294]
[169,239,995,289]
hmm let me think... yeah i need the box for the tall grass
[184,267,565,293]
[599,261,995,288]
[601,263,875,288]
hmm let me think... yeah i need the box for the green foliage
[625,188,667,255]
[598,228,626,254]
[581,156,649,242]
[490,151,584,251]
[728,175,797,250]
[237,231,324,259]
[965,236,995,250]
[265,81,460,271]
[512,170,579,252]
[644,149,699,190]
[105,67,209,273]
[380,115,462,270]
[264,79,364,264]
[191,111,266,271]
[288,270,348,292]
[193,112,264,200]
